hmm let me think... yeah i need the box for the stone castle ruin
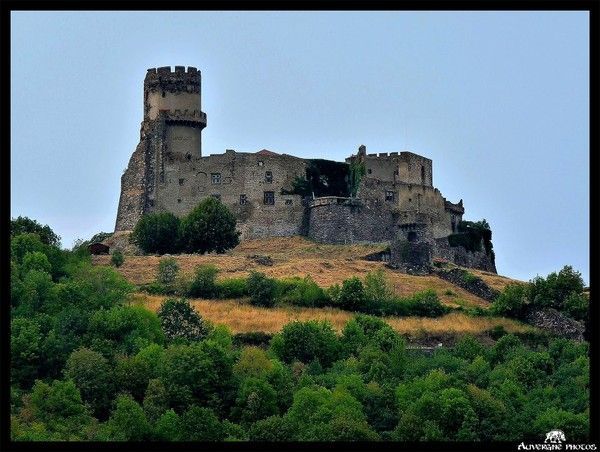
[115,66,496,273]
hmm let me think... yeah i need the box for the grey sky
[10,11,589,283]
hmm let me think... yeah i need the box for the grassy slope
[131,293,533,336]
[94,236,532,336]
[94,236,522,309]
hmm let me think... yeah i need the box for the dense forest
[10,220,590,442]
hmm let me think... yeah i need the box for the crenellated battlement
[144,66,201,95]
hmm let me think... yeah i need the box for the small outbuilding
[88,242,110,255]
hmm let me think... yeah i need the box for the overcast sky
[10,11,589,283]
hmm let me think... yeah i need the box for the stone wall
[434,268,500,301]
[434,237,497,273]
[307,197,397,244]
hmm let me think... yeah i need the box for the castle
[115,66,496,273]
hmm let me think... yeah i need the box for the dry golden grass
[470,269,525,292]
[131,293,533,335]
[94,236,499,309]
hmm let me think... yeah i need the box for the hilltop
[94,236,527,339]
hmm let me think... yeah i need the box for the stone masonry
[115,66,496,273]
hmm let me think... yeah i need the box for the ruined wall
[434,237,497,273]
[307,197,397,244]
[147,149,307,239]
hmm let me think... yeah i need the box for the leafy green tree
[106,394,151,441]
[11,216,61,247]
[110,251,124,268]
[153,409,181,441]
[87,305,164,356]
[11,317,42,388]
[271,320,340,367]
[248,415,296,441]
[69,264,133,310]
[233,346,273,379]
[63,347,114,418]
[491,283,529,317]
[336,277,368,312]
[188,264,219,298]
[157,257,180,287]
[179,197,240,254]
[21,252,52,275]
[180,406,226,441]
[159,341,235,414]
[232,377,278,424]
[247,271,277,307]
[143,378,169,423]
[157,298,207,342]
[130,212,181,254]
[533,408,589,442]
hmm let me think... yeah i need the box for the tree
[106,394,151,441]
[188,265,219,298]
[232,377,279,424]
[271,320,340,368]
[179,197,240,254]
[11,317,42,388]
[180,406,226,441]
[130,212,181,254]
[157,298,208,342]
[336,277,368,312]
[143,379,168,423]
[111,251,124,268]
[157,257,180,287]
[11,216,61,247]
[63,347,114,418]
[153,409,181,441]
[247,271,277,307]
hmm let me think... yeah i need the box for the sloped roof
[256,149,279,156]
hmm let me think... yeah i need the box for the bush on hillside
[130,212,181,255]
[247,272,277,308]
[179,198,240,254]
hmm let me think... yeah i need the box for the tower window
[211,193,221,200]
[421,166,426,184]
[258,160,264,167]
[385,191,395,202]
[265,171,273,183]
[211,173,221,184]
[285,199,293,205]
[367,168,372,174]
[179,178,185,186]
[240,194,248,205]
[264,191,275,205]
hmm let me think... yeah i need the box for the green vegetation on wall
[448,220,493,255]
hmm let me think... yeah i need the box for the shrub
[157,257,179,287]
[336,277,368,312]
[491,284,529,317]
[179,197,240,254]
[11,216,61,247]
[188,265,219,298]
[216,278,248,299]
[247,272,277,308]
[138,281,169,295]
[110,251,124,268]
[130,212,181,255]
[277,276,329,307]
[364,269,395,306]
[271,320,340,367]
[157,298,207,342]
[399,290,447,317]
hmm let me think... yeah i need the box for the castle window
[179,178,185,186]
[367,168,372,174]
[240,194,248,205]
[177,199,181,203]
[407,231,417,242]
[258,161,264,167]
[394,169,399,176]
[385,191,395,202]
[186,153,192,160]
[211,173,221,184]
[265,171,273,183]
[421,166,426,184]
[285,199,293,205]
[264,191,275,205]
[211,194,221,200]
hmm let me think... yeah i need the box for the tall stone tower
[115,66,207,231]
[144,66,207,156]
